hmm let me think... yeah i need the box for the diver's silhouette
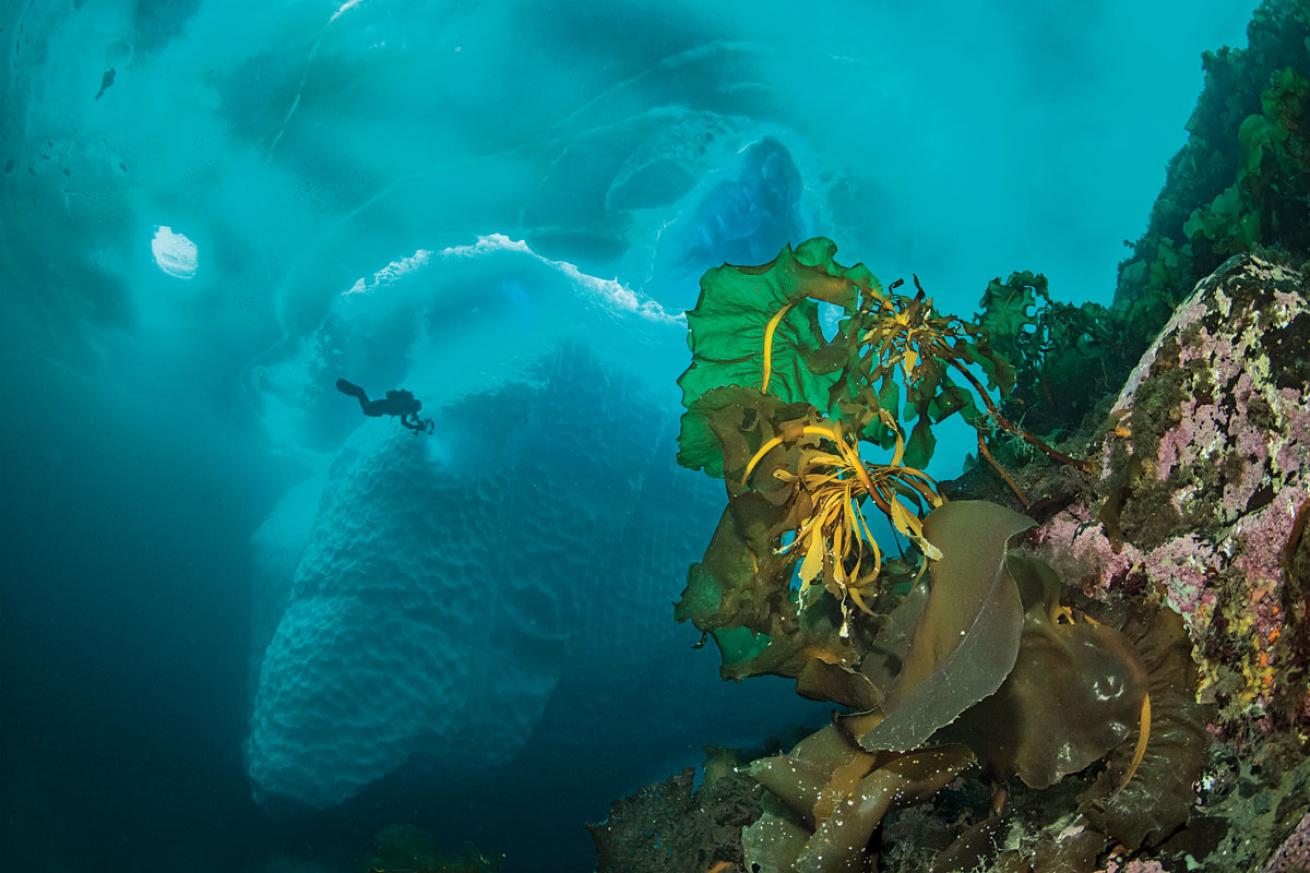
[336,378,434,433]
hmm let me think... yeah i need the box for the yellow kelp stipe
[1119,691,1152,792]
[759,301,796,393]
[740,416,942,620]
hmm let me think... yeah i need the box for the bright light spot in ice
[151,226,198,279]
[441,233,684,325]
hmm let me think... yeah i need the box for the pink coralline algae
[1033,508,1218,625]
[1033,256,1310,731]
[1121,861,1168,873]
[1098,858,1168,873]
[1262,812,1310,873]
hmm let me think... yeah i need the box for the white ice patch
[329,0,364,22]
[440,233,683,324]
[441,234,532,257]
[343,249,433,296]
[151,226,198,280]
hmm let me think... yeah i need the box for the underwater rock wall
[1107,0,1309,384]
[1034,254,1310,735]
[983,0,1310,442]
[247,345,815,811]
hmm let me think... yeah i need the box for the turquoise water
[0,2,1257,871]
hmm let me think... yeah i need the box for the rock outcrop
[1033,254,1310,734]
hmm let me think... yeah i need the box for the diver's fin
[336,378,367,399]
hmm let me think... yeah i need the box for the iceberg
[247,344,816,810]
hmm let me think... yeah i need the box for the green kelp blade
[676,493,800,638]
[679,386,812,497]
[900,356,957,468]
[976,272,1045,366]
[722,605,860,684]
[903,417,938,470]
[677,238,877,475]
[961,337,1017,398]
[681,500,791,637]
[857,500,1033,753]
[709,625,772,674]
[927,381,984,427]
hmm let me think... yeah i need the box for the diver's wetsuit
[336,378,433,433]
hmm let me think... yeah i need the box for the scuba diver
[336,378,434,434]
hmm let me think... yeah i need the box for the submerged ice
[248,348,786,810]
[245,229,826,812]
[150,225,198,279]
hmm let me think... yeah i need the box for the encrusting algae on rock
[1033,255,1310,734]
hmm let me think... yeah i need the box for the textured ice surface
[248,475,327,698]
[248,345,791,809]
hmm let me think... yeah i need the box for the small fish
[94,68,115,101]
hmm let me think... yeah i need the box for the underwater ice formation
[247,346,814,810]
[666,136,806,275]
[248,475,328,696]
[150,225,198,279]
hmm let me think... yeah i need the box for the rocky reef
[588,748,766,873]
[954,254,1310,873]
[591,0,1310,860]
[1033,255,1310,737]
[361,824,501,873]
[593,243,1309,873]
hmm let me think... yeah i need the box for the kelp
[1078,606,1212,849]
[675,390,818,640]
[677,238,870,477]
[1184,65,1310,264]
[854,501,1034,753]
[1123,1,1310,313]
[672,225,1221,869]
[941,553,1150,790]
[840,275,1012,468]
[716,594,861,684]
[678,238,1016,475]
[677,239,1086,677]
[675,386,925,677]
[1006,4,1310,437]
[975,272,1135,437]
[743,723,975,873]
[736,500,1208,872]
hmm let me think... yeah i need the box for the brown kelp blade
[857,501,1034,752]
